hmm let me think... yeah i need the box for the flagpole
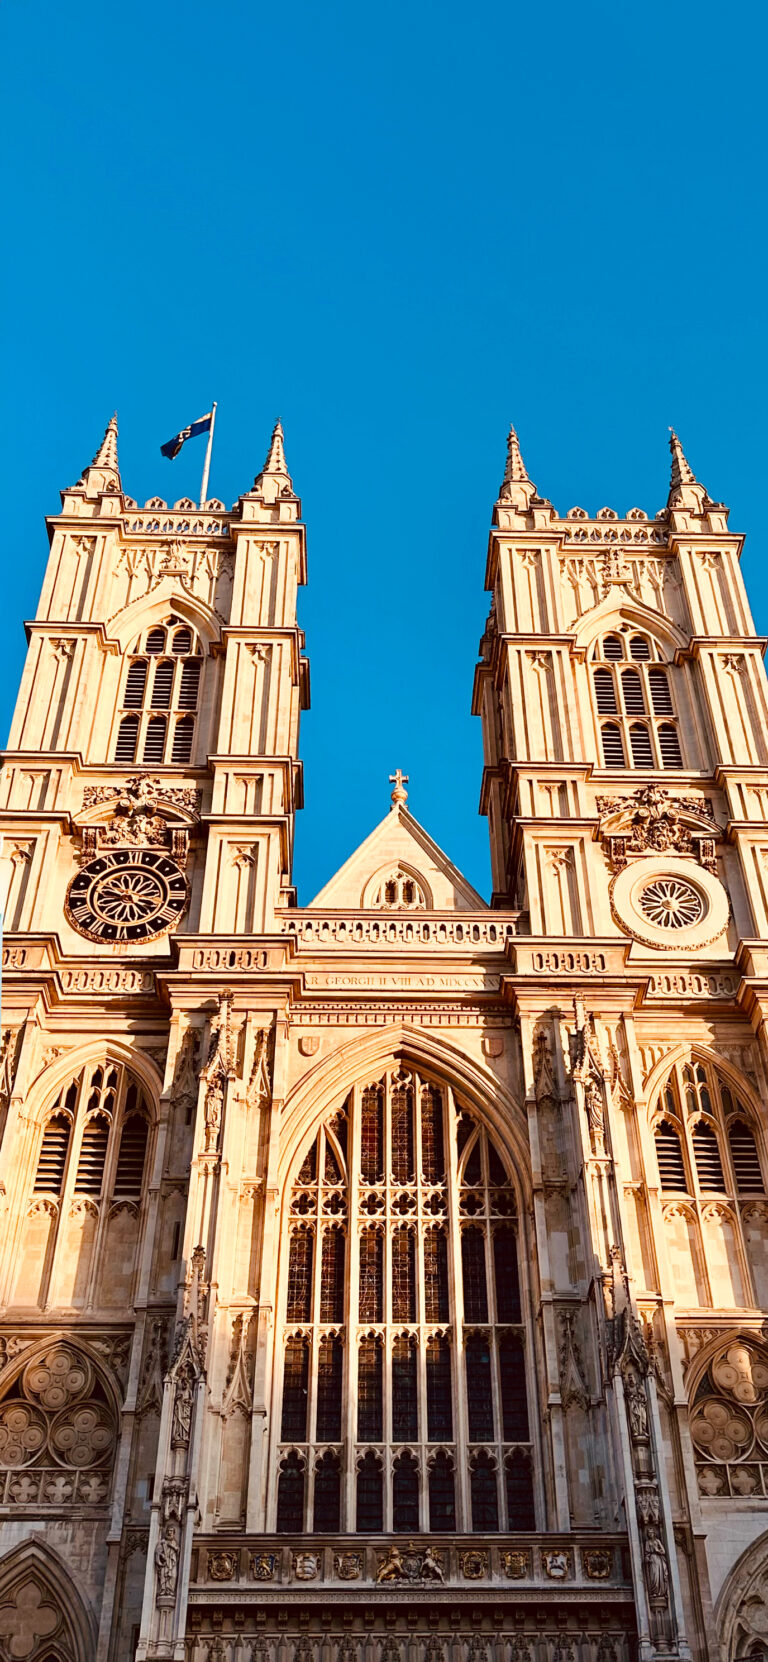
[200,402,217,508]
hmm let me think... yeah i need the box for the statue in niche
[625,1371,649,1443]
[643,1526,669,1605]
[172,1365,194,1448]
[155,1525,180,1598]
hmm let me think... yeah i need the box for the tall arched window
[652,1058,766,1311]
[113,617,204,766]
[276,1067,534,1533]
[591,629,684,770]
[16,1061,152,1311]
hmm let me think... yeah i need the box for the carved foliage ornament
[597,783,718,874]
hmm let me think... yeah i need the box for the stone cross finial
[389,769,409,806]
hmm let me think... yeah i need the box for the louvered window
[629,723,654,767]
[655,1121,687,1190]
[113,1114,148,1195]
[115,714,139,763]
[630,634,651,660]
[123,660,148,708]
[692,1124,726,1191]
[172,627,192,654]
[74,1115,109,1195]
[594,668,618,713]
[622,668,646,714]
[659,723,683,768]
[603,635,623,660]
[34,1114,71,1194]
[151,660,174,708]
[178,660,200,710]
[649,667,674,715]
[145,628,165,654]
[171,716,194,764]
[602,723,626,766]
[142,717,167,764]
[729,1121,764,1193]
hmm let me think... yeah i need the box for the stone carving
[689,1340,768,1496]
[625,1369,650,1443]
[200,991,236,1156]
[292,1551,321,1580]
[78,776,200,865]
[500,1549,531,1578]
[542,1550,571,1580]
[597,783,717,873]
[223,1313,255,1416]
[155,1526,180,1600]
[375,1543,445,1583]
[558,1309,590,1410]
[208,1550,238,1581]
[571,997,607,1156]
[334,1551,362,1580]
[0,1579,60,1656]
[459,1549,488,1579]
[251,1552,278,1581]
[0,1030,19,1113]
[171,1363,194,1449]
[0,1342,116,1499]
[137,1320,168,1418]
[533,1027,557,1103]
[583,1548,613,1579]
[161,1477,188,1526]
[247,1027,272,1111]
[171,1026,201,1120]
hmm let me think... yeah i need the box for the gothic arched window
[652,1058,766,1311]
[690,1340,768,1498]
[276,1068,534,1533]
[114,617,204,766]
[15,1061,152,1311]
[591,629,684,771]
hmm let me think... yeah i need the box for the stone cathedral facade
[2,415,768,1662]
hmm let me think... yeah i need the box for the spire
[249,417,295,502]
[497,421,536,511]
[76,413,122,495]
[503,423,530,485]
[666,427,708,512]
[262,418,290,477]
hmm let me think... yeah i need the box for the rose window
[0,1342,116,1508]
[690,1343,768,1496]
[638,877,704,929]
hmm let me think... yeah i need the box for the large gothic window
[591,630,683,771]
[114,616,203,766]
[276,1067,534,1533]
[14,1061,151,1310]
[652,1058,767,1310]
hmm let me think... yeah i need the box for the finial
[497,421,537,509]
[668,429,696,492]
[76,412,121,492]
[389,769,409,806]
[261,418,289,476]
[666,427,710,513]
[503,423,530,484]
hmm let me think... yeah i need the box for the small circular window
[638,877,704,930]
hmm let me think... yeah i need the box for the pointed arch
[0,1536,97,1662]
[716,1524,768,1658]
[0,1329,123,1421]
[277,1023,530,1196]
[106,586,222,652]
[572,596,689,657]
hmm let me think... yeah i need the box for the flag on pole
[161,412,213,460]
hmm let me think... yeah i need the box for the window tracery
[652,1058,766,1310]
[114,617,203,767]
[690,1341,768,1497]
[368,869,427,910]
[591,630,683,771]
[0,1341,117,1508]
[277,1068,534,1533]
[17,1061,151,1311]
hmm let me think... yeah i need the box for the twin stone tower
[0,417,766,1662]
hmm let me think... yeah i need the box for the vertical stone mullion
[445,1083,468,1529]
[346,1082,362,1532]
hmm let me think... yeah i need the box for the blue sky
[1,1,765,903]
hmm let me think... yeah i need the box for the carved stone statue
[583,1077,605,1155]
[204,1080,223,1153]
[155,1525,179,1598]
[172,1367,194,1448]
[421,1545,445,1583]
[376,1545,405,1583]
[625,1371,649,1443]
[643,1527,669,1606]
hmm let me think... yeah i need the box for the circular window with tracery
[638,877,704,930]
